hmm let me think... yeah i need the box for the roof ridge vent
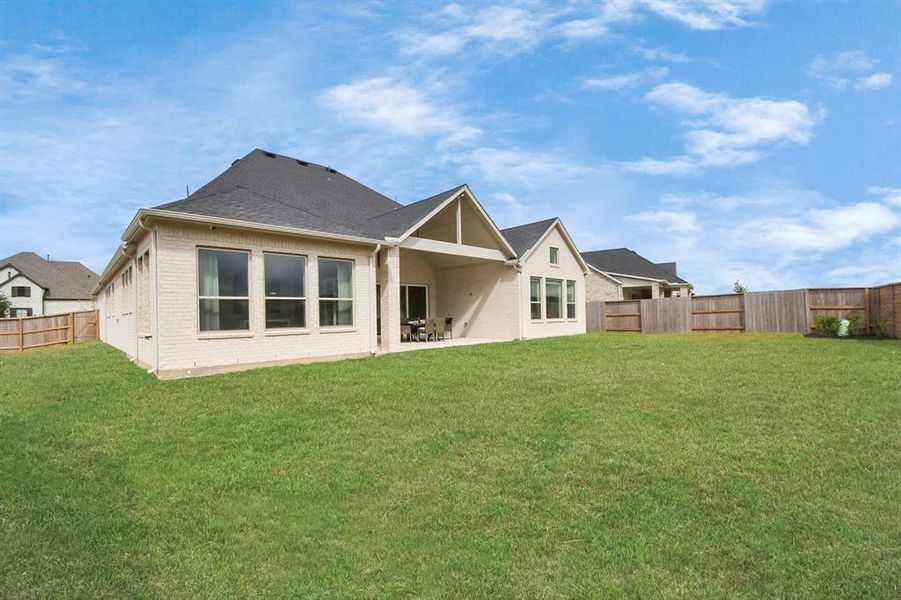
[262,151,276,158]
[296,159,309,166]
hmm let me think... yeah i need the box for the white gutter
[122,208,386,247]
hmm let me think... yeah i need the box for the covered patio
[373,185,520,352]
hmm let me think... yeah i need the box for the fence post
[68,312,75,344]
[864,288,871,335]
[18,318,24,352]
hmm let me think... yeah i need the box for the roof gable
[500,218,589,272]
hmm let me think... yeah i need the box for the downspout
[511,260,524,341]
[137,217,159,375]
[369,243,381,356]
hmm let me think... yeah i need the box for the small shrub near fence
[587,282,900,338]
[0,310,99,352]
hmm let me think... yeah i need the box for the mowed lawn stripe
[1,334,899,598]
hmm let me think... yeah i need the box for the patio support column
[378,245,401,352]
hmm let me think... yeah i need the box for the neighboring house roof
[156,149,473,241]
[0,252,99,299]
[500,218,558,257]
[581,248,689,285]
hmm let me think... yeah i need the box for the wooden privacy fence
[0,310,99,352]
[588,282,901,337]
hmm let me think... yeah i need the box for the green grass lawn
[1,334,899,598]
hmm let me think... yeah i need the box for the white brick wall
[155,223,377,375]
[436,261,520,340]
[520,226,587,339]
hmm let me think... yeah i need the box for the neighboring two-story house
[0,252,98,317]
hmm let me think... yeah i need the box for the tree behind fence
[587,282,900,338]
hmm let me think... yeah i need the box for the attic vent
[296,160,308,166]
[263,151,276,158]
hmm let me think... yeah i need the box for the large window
[265,253,306,329]
[566,280,576,319]
[530,277,542,320]
[198,248,249,332]
[11,286,30,297]
[545,278,562,319]
[319,258,354,327]
[400,284,428,320]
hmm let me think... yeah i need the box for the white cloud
[319,77,480,144]
[398,4,554,57]
[808,51,892,91]
[636,0,767,31]
[450,146,590,185]
[399,0,767,57]
[855,72,892,90]
[628,209,700,235]
[632,45,691,63]
[583,67,668,91]
[867,186,901,207]
[746,202,901,252]
[625,82,819,174]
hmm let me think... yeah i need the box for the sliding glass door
[400,284,428,320]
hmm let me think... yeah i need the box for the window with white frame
[318,258,354,327]
[549,247,559,265]
[198,248,250,332]
[530,277,542,320]
[545,278,562,319]
[11,286,30,297]
[566,280,576,319]
[264,253,306,329]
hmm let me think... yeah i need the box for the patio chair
[434,317,446,341]
[444,317,453,339]
[400,324,412,342]
[422,318,437,342]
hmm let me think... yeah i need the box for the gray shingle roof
[500,218,558,257]
[581,248,688,284]
[365,186,465,238]
[155,149,462,241]
[1,252,99,299]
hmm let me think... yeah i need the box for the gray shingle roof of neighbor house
[0,251,99,299]
[581,248,689,284]
[499,218,559,257]
[155,149,466,241]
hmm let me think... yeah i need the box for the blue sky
[1,0,899,292]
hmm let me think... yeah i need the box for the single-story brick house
[581,248,692,301]
[94,149,589,378]
[1,251,98,317]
